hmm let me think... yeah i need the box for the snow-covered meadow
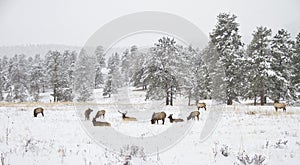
[1,88,300,165]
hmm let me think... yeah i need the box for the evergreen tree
[245,26,272,105]
[94,46,106,88]
[6,54,29,102]
[269,29,296,101]
[103,53,122,97]
[291,33,300,94]
[209,13,244,105]
[144,37,181,106]
[75,49,96,102]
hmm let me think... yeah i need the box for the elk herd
[83,102,208,127]
[32,100,288,126]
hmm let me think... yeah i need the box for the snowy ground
[1,87,300,165]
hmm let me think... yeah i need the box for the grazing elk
[274,100,286,112]
[187,111,200,120]
[151,112,167,125]
[33,107,44,117]
[197,102,206,111]
[84,108,93,120]
[118,110,137,121]
[168,114,184,123]
[92,117,111,126]
[95,110,106,119]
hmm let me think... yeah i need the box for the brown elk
[118,110,137,121]
[197,102,206,111]
[274,100,286,112]
[168,114,184,123]
[95,110,106,119]
[151,112,167,124]
[33,107,44,117]
[92,117,111,126]
[84,108,93,120]
[187,111,200,120]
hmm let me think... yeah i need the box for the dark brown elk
[84,108,93,120]
[274,100,286,112]
[118,110,137,121]
[187,111,200,120]
[151,112,167,124]
[197,102,206,111]
[92,117,111,126]
[95,110,106,119]
[33,107,44,117]
[168,114,184,123]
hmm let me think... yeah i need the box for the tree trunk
[254,95,257,105]
[170,86,173,106]
[260,90,264,105]
[227,98,233,105]
[166,91,169,105]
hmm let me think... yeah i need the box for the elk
[84,108,93,120]
[197,102,206,111]
[92,117,111,126]
[95,110,106,119]
[274,100,286,112]
[187,111,200,120]
[167,114,184,123]
[151,112,167,125]
[118,110,137,121]
[33,107,44,117]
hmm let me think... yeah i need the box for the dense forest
[0,13,299,105]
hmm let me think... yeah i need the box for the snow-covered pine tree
[94,45,106,88]
[291,33,300,94]
[121,49,130,85]
[202,42,226,103]
[209,13,244,105]
[269,29,296,101]
[46,51,63,102]
[245,26,272,105]
[130,52,150,90]
[74,49,96,102]
[144,37,181,106]
[6,54,29,102]
[28,54,46,101]
[0,57,4,101]
[103,53,122,97]
[179,45,211,106]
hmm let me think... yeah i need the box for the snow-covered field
[1,88,300,165]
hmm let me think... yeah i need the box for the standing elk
[151,112,167,125]
[197,102,206,111]
[187,111,200,120]
[84,108,93,120]
[118,110,137,121]
[95,110,106,119]
[92,117,111,126]
[274,100,286,112]
[33,107,44,117]
[168,114,184,123]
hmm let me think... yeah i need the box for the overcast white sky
[0,0,299,47]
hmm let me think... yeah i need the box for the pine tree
[144,37,181,106]
[74,49,96,102]
[209,13,244,105]
[245,26,272,105]
[269,29,296,101]
[291,33,300,93]
[6,54,29,102]
[94,46,106,88]
[28,54,46,101]
[103,53,122,97]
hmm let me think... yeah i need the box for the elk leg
[42,112,44,117]
[162,119,165,125]
[275,107,278,112]
[197,115,199,121]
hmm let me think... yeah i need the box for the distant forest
[0,13,299,105]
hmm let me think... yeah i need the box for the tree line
[0,12,299,105]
